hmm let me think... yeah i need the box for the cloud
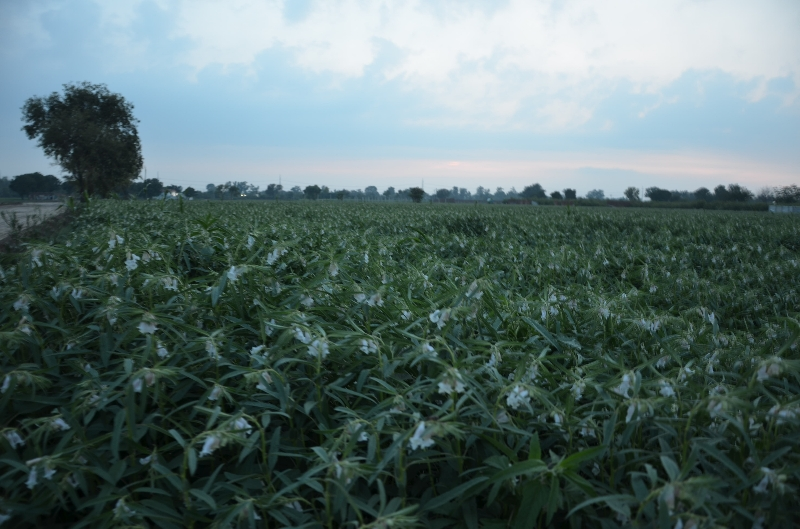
[153,0,800,128]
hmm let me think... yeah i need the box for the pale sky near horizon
[1,0,798,197]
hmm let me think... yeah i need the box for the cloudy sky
[1,0,798,197]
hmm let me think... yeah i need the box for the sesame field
[1,200,799,528]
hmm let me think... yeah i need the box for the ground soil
[0,202,64,240]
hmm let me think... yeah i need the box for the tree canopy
[21,82,143,198]
[8,172,62,197]
[409,187,425,203]
[624,187,640,201]
[645,187,672,202]
[521,183,546,198]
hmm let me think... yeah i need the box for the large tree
[21,82,143,198]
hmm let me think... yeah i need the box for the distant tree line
[620,183,800,204]
[4,171,799,206]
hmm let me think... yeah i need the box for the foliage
[435,189,451,201]
[129,178,164,199]
[775,186,800,204]
[8,173,62,197]
[550,191,563,200]
[563,189,577,200]
[21,82,143,198]
[1,202,799,528]
[521,184,546,199]
[586,189,605,200]
[304,185,322,200]
[409,187,425,203]
[645,187,672,202]
[624,187,640,202]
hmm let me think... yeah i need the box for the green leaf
[529,432,541,461]
[423,477,489,512]
[488,460,547,485]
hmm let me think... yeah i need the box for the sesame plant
[1,200,799,528]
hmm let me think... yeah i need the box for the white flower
[300,294,314,307]
[264,319,276,336]
[656,356,669,369]
[328,262,339,276]
[139,455,153,465]
[768,404,797,425]
[114,498,135,518]
[255,372,272,392]
[132,378,143,393]
[205,339,219,358]
[409,421,435,451]
[231,417,253,436]
[757,359,782,381]
[571,380,585,401]
[51,418,70,431]
[429,309,450,329]
[157,342,169,359]
[43,464,56,480]
[359,339,378,355]
[199,434,221,456]
[294,328,312,344]
[649,285,657,293]
[208,385,222,401]
[227,265,245,282]
[753,467,778,494]
[401,310,412,320]
[0,513,11,525]
[246,235,255,249]
[31,249,43,267]
[162,277,178,291]
[625,403,637,423]
[487,351,500,368]
[26,468,38,489]
[707,400,723,418]
[250,345,266,355]
[0,376,9,394]
[3,430,25,448]
[125,254,141,271]
[354,293,366,304]
[367,293,383,307]
[614,373,633,398]
[308,338,330,358]
[363,252,369,264]
[138,321,157,334]
[438,370,466,395]
[506,385,530,410]
[659,380,676,398]
[13,296,29,311]
[71,288,82,299]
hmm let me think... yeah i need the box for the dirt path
[0,202,64,239]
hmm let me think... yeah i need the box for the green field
[1,201,798,528]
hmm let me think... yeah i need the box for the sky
[1,0,799,198]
